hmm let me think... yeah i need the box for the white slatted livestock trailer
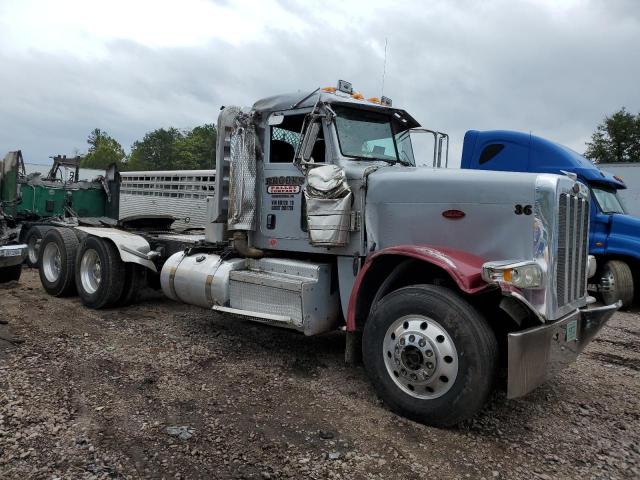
[119,170,216,229]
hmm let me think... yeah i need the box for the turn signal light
[482,261,543,289]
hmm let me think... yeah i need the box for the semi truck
[34,82,619,426]
[459,130,640,307]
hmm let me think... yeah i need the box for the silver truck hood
[366,166,539,205]
[364,166,541,262]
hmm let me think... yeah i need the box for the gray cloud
[0,0,638,166]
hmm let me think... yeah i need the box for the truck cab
[460,130,639,307]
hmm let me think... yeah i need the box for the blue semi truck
[458,130,639,307]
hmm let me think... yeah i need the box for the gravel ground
[1,269,638,479]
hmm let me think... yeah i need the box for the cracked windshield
[335,107,403,162]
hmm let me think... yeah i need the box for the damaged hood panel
[364,167,541,262]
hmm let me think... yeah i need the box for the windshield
[335,107,410,164]
[592,186,626,214]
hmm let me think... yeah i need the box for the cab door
[259,111,328,241]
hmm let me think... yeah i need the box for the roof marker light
[351,92,364,100]
[367,97,381,104]
[322,86,337,93]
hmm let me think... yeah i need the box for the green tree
[127,124,217,171]
[81,129,126,169]
[176,124,217,170]
[127,128,182,171]
[585,108,640,163]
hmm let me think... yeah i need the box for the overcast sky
[0,0,638,166]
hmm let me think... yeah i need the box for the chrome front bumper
[507,301,620,398]
[0,244,27,268]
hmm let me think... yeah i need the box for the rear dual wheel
[363,285,498,428]
[38,227,79,296]
[24,226,44,268]
[38,230,146,308]
[75,236,145,309]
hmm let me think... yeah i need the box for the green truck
[0,151,118,282]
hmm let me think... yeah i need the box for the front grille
[556,193,589,307]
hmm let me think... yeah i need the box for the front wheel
[600,260,634,308]
[363,285,498,427]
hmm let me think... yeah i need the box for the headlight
[482,261,543,289]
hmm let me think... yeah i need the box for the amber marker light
[503,269,513,283]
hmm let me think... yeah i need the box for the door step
[212,305,293,324]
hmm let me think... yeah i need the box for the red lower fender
[346,245,489,331]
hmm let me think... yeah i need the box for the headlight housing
[482,261,543,289]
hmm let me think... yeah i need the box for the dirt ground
[0,269,638,479]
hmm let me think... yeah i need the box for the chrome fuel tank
[160,252,246,308]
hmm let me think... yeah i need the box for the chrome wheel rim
[27,235,40,264]
[600,269,616,293]
[42,242,62,283]
[80,249,101,294]
[383,315,459,399]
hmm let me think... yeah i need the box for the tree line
[78,107,638,171]
[80,124,217,171]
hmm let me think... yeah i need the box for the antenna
[381,38,388,98]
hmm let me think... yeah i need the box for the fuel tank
[160,251,246,308]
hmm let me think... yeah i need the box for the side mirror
[268,114,284,126]
[297,121,321,163]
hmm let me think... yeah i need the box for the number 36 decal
[515,204,533,215]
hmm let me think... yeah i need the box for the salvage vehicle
[0,152,27,282]
[36,81,619,426]
[0,151,119,272]
[459,130,640,307]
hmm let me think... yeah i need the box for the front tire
[75,236,125,309]
[600,260,634,308]
[38,227,79,296]
[363,285,498,427]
